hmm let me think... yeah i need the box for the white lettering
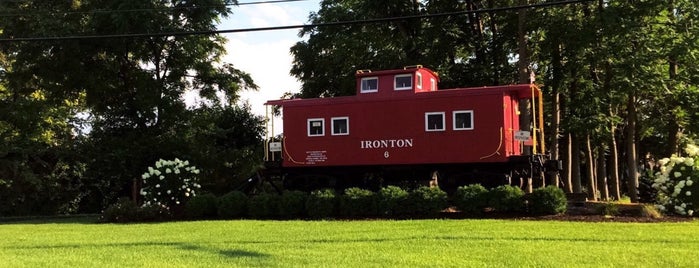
[359,139,414,149]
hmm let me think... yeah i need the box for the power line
[0,0,309,18]
[0,0,594,42]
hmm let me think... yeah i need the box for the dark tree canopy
[290,0,521,98]
[0,0,264,215]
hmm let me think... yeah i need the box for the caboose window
[430,78,437,91]
[416,72,423,90]
[308,118,325,137]
[360,77,378,93]
[332,117,349,136]
[453,110,474,130]
[394,74,412,90]
[425,112,445,131]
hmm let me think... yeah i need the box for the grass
[1,217,698,267]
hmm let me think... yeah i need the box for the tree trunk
[571,133,583,194]
[609,122,622,200]
[666,0,681,156]
[585,135,597,200]
[487,0,501,85]
[550,43,563,188]
[517,0,533,193]
[596,145,609,201]
[564,133,573,193]
[517,0,529,84]
[626,93,639,203]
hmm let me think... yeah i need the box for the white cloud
[221,35,300,135]
[209,2,318,135]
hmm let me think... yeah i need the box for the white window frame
[307,118,325,137]
[360,77,379,93]
[394,74,413,90]
[430,78,437,91]
[425,112,445,132]
[416,72,423,90]
[453,110,474,130]
[331,117,349,136]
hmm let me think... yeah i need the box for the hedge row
[454,184,567,216]
[101,185,567,222]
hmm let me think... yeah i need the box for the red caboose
[265,66,549,190]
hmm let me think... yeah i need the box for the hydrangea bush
[652,144,699,216]
[140,158,202,209]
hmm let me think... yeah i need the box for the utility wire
[0,0,309,18]
[0,0,594,42]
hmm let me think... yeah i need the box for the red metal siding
[278,89,517,167]
[355,68,439,96]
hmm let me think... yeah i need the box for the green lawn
[1,218,697,267]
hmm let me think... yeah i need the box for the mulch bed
[438,202,695,223]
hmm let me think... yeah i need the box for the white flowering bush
[652,144,699,216]
[140,158,202,209]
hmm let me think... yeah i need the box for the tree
[290,0,522,98]
[0,0,262,213]
[0,1,90,215]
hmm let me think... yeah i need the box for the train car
[264,66,556,191]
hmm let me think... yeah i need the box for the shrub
[652,144,699,216]
[184,193,218,219]
[217,191,248,218]
[248,193,280,219]
[453,184,489,215]
[409,186,448,216]
[137,203,172,222]
[488,185,525,213]
[101,198,170,223]
[139,158,201,210]
[527,186,567,215]
[640,204,663,219]
[339,187,376,217]
[306,189,337,219]
[101,198,139,223]
[278,190,307,218]
[595,202,619,216]
[100,197,172,223]
[377,185,410,217]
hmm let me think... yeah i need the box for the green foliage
[376,185,410,216]
[408,186,448,216]
[640,204,663,219]
[136,203,172,222]
[101,198,139,223]
[248,193,280,219]
[527,186,567,215]
[454,184,490,215]
[339,187,377,217]
[184,193,218,219]
[186,105,265,195]
[278,190,307,219]
[306,189,337,219]
[217,191,247,219]
[290,0,519,98]
[100,198,170,223]
[488,185,525,213]
[0,0,262,217]
[595,202,620,216]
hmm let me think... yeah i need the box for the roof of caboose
[265,84,541,107]
[354,66,440,80]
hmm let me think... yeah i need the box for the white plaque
[514,131,530,141]
[269,142,282,152]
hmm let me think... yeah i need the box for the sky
[215,1,321,134]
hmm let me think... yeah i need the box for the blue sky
[216,1,320,127]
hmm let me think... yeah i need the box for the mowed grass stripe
[1,219,697,267]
